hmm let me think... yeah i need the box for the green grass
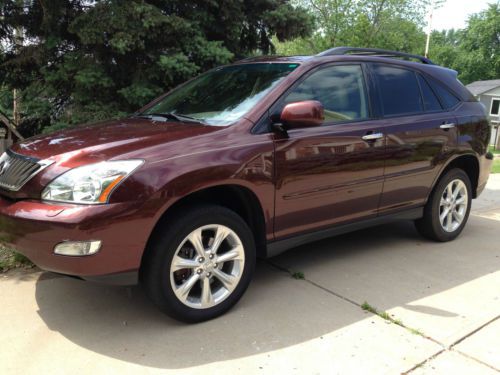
[489,146,500,173]
[291,271,305,280]
[491,158,500,174]
[488,145,500,155]
[409,327,425,336]
[0,246,34,272]
[361,302,409,332]
[361,301,377,314]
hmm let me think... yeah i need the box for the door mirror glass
[279,100,324,129]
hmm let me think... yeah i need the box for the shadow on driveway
[34,261,369,369]
[33,215,500,369]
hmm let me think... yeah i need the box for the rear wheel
[415,168,472,242]
[141,205,256,323]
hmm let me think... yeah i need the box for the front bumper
[0,196,152,285]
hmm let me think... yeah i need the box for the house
[466,79,500,148]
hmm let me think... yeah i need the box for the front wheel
[141,205,256,323]
[415,168,472,242]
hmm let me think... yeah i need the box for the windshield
[142,63,299,126]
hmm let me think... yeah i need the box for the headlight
[41,160,144,204]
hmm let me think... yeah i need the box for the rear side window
[417,74,443,112]
[373,65,423,116]
[427,78,460,109]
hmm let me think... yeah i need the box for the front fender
[108,132,276,252]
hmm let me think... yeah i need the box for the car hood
[11,117,222,165]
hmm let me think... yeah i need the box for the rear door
[370,63,458,213]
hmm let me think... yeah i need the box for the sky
[430,0,496,31]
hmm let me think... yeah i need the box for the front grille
[0,150,52,191]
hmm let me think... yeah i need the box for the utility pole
[424,0,436,58]
[12,89,20,127]
[13,0,23,127]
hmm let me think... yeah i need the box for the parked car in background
[0,47,492,322]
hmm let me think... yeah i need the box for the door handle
[440,123,456,129]
[362,132,384,141]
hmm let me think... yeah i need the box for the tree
[459,2,500,83]
[274,0,429,55]
[0,0,313,135]
[430,3,500,84]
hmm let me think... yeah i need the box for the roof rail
[317,47,435,65]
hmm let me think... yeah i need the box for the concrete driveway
[1,176,499,374]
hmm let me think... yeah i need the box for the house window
[491,98,500,116]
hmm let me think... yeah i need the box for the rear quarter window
[417,74,443,112]
[427,77,460,109]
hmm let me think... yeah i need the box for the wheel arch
[431,154,480,199]
[140,184,268,278]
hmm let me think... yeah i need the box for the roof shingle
[466,79,500,95]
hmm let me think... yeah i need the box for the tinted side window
[373,65,423,116]
[427,78,460,109]
[417,74,443,112]
[284,65,369,123]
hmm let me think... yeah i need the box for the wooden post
[495,124,500,150]
[13,2,23,127]
[13,89,20,127]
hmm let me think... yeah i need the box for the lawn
[492,159,500,174]
[488,146,500,174]
[0,246,34,272]
[488,146,500,155]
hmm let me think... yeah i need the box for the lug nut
[197,269,203,274]
[209,254,214,259]
[198,257,205,263]
[206,272,212,277]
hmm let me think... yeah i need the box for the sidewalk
[1,176,499,374]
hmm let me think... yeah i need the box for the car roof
[236,47,434,64]
[233,47,475,102]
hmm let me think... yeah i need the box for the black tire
[415,168,472,242]
[141,205,256,323]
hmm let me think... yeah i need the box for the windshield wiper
[134,112,205,124]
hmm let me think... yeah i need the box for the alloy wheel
[169,224,245,309]
[439,179,468,233]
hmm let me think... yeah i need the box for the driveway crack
[267,260,500,374]
[452,348,500,373]
[448,315,500,348]
[266,260,360,307]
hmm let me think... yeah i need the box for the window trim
[416,73,445,114]
[423,73,462,111]
[490,98,500,116]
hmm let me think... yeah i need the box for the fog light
[54,241,102,256]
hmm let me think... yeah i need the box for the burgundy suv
[0,47,492,322]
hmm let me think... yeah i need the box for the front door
[272,64,385,239]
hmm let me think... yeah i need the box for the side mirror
[278,100,324,130]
